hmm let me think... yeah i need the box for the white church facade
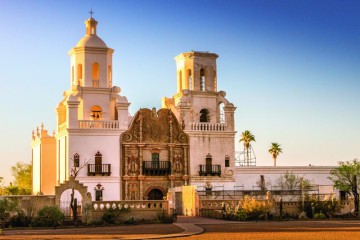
[31,17,335,201]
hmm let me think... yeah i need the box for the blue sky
[0,0,359,183]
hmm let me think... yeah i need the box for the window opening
[94,183,104,201]
[225,155,230,167]
[206,153,212,174]
[90,106,102,120]
[200,109,210,122]
[152,153,159,168]
[74,153,80,168]
[219,103,225,123]
[200,68,206,91]
[92,63,99,87]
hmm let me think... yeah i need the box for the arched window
[218,102,225,123]
[225,155,230,167]
[108,65,112,87]
[92,63,99,87]
[200,109,210,122]
[77,64,82,84]
[179,70,182,91]
[187,69,192,90]
[71,66,74,84]
[90,106,102,120]
[200,68,206,91]
[214,70,217,91]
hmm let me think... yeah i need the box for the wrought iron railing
[199,164,221,176]
[142,161,170,176]
[87,164,111,176]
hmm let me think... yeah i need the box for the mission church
[31,17,334,202]
[31,16,237,201]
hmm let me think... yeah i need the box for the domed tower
[54,17,130,201]
[162,51,237,190]
[69,17,113,88]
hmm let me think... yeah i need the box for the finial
[41,122,44,131]
[89,9,94,18]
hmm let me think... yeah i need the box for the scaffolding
[235,145,257,166]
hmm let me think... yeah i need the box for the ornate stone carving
[128,152,139,176]
[173,150,183,174]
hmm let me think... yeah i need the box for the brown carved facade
[121,108,190,200]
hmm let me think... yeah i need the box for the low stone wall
[0,195,55,216]
[90,200,169,222]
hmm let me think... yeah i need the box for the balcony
[88,164,111,176]
[142,161,170,176]
[199,165,221,176]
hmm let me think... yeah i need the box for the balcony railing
[142,161,170,176]
[199,164,221,176]
[190,123,226,131]
[88,164,111,176]
[78,120,120,129]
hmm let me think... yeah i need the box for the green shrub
[313,212,326,219]
[34,206,64,228]
[9,210,32,227]
[156,211,174,223]
[235,208,247,221]
[102,208,130,224]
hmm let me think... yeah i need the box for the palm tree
[268,142,282,167]
[239,130,255,166]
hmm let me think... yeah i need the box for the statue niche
[173,150,183,174]
[128,153,139,176]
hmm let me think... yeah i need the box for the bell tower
[174,51,218,93]
[163,51,237,190]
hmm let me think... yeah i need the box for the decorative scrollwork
[123,133,133,142]
[178,133,187,143]
[224,168,234,176]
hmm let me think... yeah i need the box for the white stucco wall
[235,166,335,194]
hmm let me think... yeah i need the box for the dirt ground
[1,220,360,239]
[174,221,360,240]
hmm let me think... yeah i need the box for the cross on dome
[89,9,94,18]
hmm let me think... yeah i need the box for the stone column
[124,145,128,176]
[139,145,144,176]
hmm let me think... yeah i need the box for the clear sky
[0,0,359,184]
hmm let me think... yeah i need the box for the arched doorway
[147,188,164,200]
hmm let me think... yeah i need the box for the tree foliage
[276,171,312,191]
[0,198,18,227]
[268,142,282,167]
[10,162,32,195]
[329,159,360,216]
[239,130,255,165]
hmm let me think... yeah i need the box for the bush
[156,211,174,223]
[239,196,271,220]
[33,206,64,228]
[302,195,341,219]
[313,212,326,219]
[0,198,18,228]
[234,208,247,221]
[9,210,32,227]
[102,207,130,224]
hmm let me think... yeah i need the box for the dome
[76,34,107,48]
